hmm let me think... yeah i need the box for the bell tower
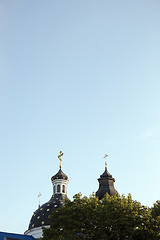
[96,154,117,200]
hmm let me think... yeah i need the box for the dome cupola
[96,154,117,200]
[51,169,68,181]
[25,151,69,239]
[51,151,69,196]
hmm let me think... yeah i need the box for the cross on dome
[58,151,64,169]
[38,192,42,207]
[103,153,108,170]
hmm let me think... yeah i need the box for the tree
[43,193,160,240]
[152,200,160,219]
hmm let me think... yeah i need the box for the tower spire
[96,153,117,199]
[104,153,108,170]
[58,151,63,169]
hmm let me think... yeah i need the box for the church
[24,151,117,239]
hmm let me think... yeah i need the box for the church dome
[96,155,117,200]
[100,169,113,179]
[25,152,69,239]
[28,194,66,230]
[51,169,68,181]
[28,166,69,231]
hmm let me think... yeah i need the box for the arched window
[53,185,56,193]
[62,185,65,193]
[57,185,60,193]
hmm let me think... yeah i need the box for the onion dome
[100,169,113,178]
[96,154,117,200]
[51,169,69,181]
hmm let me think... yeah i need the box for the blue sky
[0,0,160,234]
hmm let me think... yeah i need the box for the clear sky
[0,0,160,235]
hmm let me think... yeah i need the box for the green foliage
[43,193,160,240]
[152,200,160,219]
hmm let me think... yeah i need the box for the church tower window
[62,185,65,193]
[57,184,60,193]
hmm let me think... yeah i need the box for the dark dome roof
[96,167,117,199]
[100,169,113,179]
[28,194,66,230]
[51,169,68,181]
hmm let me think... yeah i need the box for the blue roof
[0,232,34,240]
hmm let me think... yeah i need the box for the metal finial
[58,151,64,169]
[104,153,108,170]
[38,192,41,207]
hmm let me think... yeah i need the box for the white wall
[24,225,50,239]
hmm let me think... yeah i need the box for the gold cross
[58,151,64,169]
[38,192,41,207]
[104,153,108,170]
